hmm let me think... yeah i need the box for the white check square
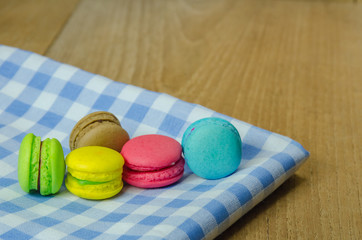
[118,85,143,102]
[85,75,110,93]
[2,81,26,98]
[66,215,96,227]
[43,130,68,142]
[186,106,213,123]
[146,224,175,237]
[32,91,57,110]
[33,228,68,240]
[0,214,27,228]
[64,102,90,121]
[262,134,291,152]
[105,222,134,235]
[52,64,77,80]
[133,124,158,137]
[22,53,47,71]
[0,46,16,60]
[10,118,35,132]
[0,161,15,177]
[132,205,161,216]
[28,204,58,217]
[172,206,200,217]
[151,94,177,113]
[0,187,22,202]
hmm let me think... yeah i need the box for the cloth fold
[0,45,309,240]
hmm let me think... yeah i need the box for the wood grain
[0,0,79,54]
[1,0,361,239]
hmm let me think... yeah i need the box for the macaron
[121,134,185,188]
[65,146,124,200]
[18,133,65,195]
[182,117,242,180]
[69,111,129,152]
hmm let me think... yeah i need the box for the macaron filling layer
[123,158,185,182]
[39,139,52,195]
[66,173,123,200]
[124,161,178,172]
[68,173,110,186]
[67,167,122,182]
[29,136,41,192]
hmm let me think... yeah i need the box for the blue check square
[178,219,205,240]
[5,100,30,117]
[191,184,215,192]
[101,213,127,222]
[125,103,149,122]
[29,72,51,90]
[128,195,154,205]
[60,82,83,101]
[227,183,253,206]
[0,202,24,213]
[159,114,185,137]
[93,94,116,110]
[140,216,166,226]
[62,202,91,214]
[0,178,17,187]
[0,229,32,240]
[272,152,296,171]
[249,167,275,188]
[0,61,19,79]
[203,200,229,224]
[0,146,12,158]
[38,112,63,128]
[33,217,61,227]
[166,199,192,208]
[71,228,101,239]
[242,144,261,160]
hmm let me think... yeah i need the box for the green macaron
[18,133,65,195]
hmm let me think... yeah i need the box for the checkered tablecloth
[0,45,309,240]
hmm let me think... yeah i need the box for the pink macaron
[121,134,185,188]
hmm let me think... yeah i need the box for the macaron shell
[67,167,122,182]
[39,138,65,195]
[121,134,182,171]
[18,133,41,193]
[123,158,185,188]
[76,122,129,152]
[182,118,242,180]
[69,111,129,152]
[182,118,240,147]
[65,173,123,200]
[65,146,124,175]
[69,111,120,148]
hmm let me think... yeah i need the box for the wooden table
[1,0,361,239]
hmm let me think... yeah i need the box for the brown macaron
[69,111,130,152]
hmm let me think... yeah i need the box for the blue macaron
[182,117,242,179]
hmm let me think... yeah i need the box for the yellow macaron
[65,146,124,200]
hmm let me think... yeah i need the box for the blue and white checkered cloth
[0,45,309,240]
